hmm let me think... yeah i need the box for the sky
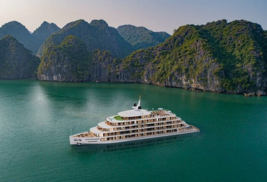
[0,0,266,34]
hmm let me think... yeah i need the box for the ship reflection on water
[71,133,199,153]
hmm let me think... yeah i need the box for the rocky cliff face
[37,19,133,58]
[0,36,40,79]
[37,20,267,95]
[117,25,170,50]
[87,50,119,82]
[38,35,121,82]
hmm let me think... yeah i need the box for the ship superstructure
[70,97,199,145]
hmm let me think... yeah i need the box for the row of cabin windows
[103,120,182,132]
[102,124,185,137]
[100,129,178,141]
[107,121,135,126]
[122,116,142,120]
[137,119,157,123]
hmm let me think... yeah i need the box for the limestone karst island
[0,19,267,96]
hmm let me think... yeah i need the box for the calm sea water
[0,80,267,182]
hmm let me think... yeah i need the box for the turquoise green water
[0,80,267,182]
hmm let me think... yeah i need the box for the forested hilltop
[117,25,170,50]
[116,20,267,95]
[37,19,133,58]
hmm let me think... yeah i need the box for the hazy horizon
[1,0,267,34]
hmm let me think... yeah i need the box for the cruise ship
[69,97,199,145]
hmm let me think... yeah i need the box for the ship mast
[137,95,141,107]
[132,96,141,110]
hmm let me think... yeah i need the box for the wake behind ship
[69,97,199,145]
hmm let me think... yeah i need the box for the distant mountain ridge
[0,21,34,52]
[0,20,170,57]
[117,25,170,50]
[32,21,60,54]
[0,21,60,54]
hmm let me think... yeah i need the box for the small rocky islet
[0,19,266,96]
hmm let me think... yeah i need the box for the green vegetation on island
[119,20,267,94]
[38,35,91,81]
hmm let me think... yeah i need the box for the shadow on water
[70,133,199,153]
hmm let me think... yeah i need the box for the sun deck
[118,109,151,118]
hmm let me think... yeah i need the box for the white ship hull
[70,128,199,145]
